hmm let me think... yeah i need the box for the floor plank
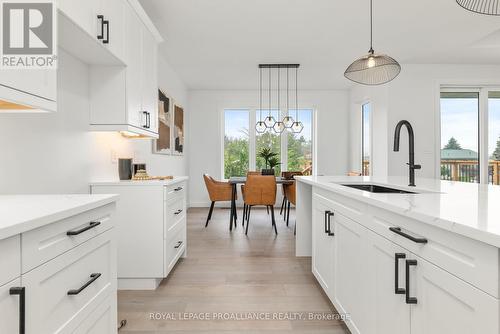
[118,207,350,333]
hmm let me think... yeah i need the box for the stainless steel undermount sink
[341,184,417,194]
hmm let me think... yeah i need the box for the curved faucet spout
[393,120,420,186]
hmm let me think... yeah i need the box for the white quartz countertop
[90,176,188,186]
[296,175,500,248]
[0,194,118,240]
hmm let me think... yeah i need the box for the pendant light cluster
[344,0,401,86]
[256,64,303,134]
[456,0,500,15]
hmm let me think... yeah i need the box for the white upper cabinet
[89,0,161,138]
[57,0,125,64]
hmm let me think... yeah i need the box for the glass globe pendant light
[255,67,267,133]
[456,0,500,15]
[344,0,401,85]
[291,67,303,133]
[282,68,294,128]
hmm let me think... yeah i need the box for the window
[489,92,500,184]
[223,108,314,178]
[361,103,371,176]
[287,109,313,174]
[440,92,480,183]
[223,109,249,179]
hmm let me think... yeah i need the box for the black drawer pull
[174,187,183,191]
[405,260,418,304]
[174,241,183,249]
[174,209,183,215]
[68,273,101,295]
[142,111,149,128]
[327,211,335,236]
[97,15,104,40]
[67,221,101,236]
[389,227,427,244]
[324,210,330,234]
[9,287,25,334]
[103,19,109,44]
[394,253,406,294]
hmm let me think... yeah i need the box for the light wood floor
[118,207,350,333]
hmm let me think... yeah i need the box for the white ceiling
[139,0,500,90]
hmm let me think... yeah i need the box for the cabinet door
[0,69,56,102]
[124,4,143,128]
[410,255,499,334]
[333,213,370,334]
[57,0,100,39]
[101,0,125,61]
[311,195,334,299]
[366,230,411,334]
[0,278,22,334]
[141,25,158,133]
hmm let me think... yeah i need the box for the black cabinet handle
[9,287,25,334]
[389,227,428,244]
[146,112,150,128]
[174,209,183,215]
[174,241,183,249]
[405,260,418,304]
[68,273,101,295]
[142,111,149,128]
[97,15,104,40]
[394,253,406,294]
[103,19,109,44]
[324,211,330,233]
[327,211,335,236]
[174,187,183,191]
[67,221,101,236]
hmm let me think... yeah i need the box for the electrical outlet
[111,150,118,164]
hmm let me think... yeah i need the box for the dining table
[228,176,295,231]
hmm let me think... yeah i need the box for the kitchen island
[295,175,500,334]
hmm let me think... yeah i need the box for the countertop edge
[0,194,119,241]
[90,176,189,186]
[296,177,500,248]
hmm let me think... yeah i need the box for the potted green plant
[258,147,280,175]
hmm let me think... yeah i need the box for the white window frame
[221,108,316,179]
[361,102,372,176]
[439,86,500,184]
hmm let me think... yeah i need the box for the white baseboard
[118,278,162,290]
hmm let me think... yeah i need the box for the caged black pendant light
[456,0,500,15]
[344,0,401,85]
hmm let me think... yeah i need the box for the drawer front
[23,230,116,334]
[22,203,115,273]
[164,222,186,275]
[164,182,186,202]
[0,235,20,286]
[0,278,22,334]
[369,206,499,298]
[164,196,186,235]
[73,296,116,334]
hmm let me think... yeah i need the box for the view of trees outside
[224,109,249,179]
[362,103,371,176]
[224,109,313,179]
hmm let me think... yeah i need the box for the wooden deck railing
[441,160,500,184]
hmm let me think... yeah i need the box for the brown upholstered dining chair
[284,180,296,228]
[243,175,277,235]
[241,171,262,225]
[280,171,303,218]
[203,174,236,227]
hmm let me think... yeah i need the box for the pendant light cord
[259,67,262,121]
[369,0,374,54]
[295,67,298,120]
[268,68,271,117]
[286,68,289,116]
[277,67,280,118]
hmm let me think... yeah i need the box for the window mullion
[480,89,489,184]
[249,109,256,171]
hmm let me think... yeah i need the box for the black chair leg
[242,204,247,227]
[271,206,278,235]
[245,205,252,235]
[205,201,215,227]
[280,196,286,215]
[286,202,291,227]
[283,199,288,221]
[267,206,269,215]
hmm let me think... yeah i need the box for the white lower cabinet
[0,278,22,334]
[311,188,500,334]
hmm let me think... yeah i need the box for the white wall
[349,64,500,179]
[188,89,349,207]
[0,49,188,194]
